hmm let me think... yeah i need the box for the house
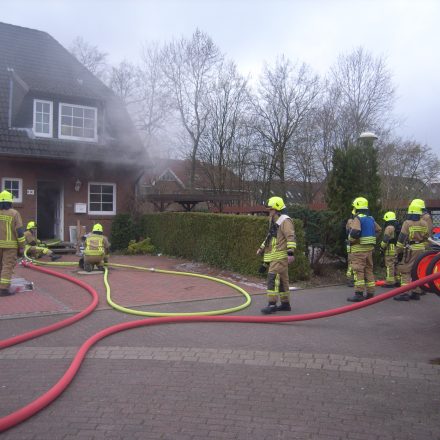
[139,158,248,212]
[0,22,147,241]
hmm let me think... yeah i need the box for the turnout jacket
[380,224,397,256]
[260,214,296,263]
[348,214,381,253]
[84,233,110,257]
[396,218,429,253]
[0,208,25,249]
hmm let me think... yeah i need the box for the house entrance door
[37,181,63,240]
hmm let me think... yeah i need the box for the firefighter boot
[51,255,61,261]
[0,288,14,296]
[84,263,93,272]
[347,292,365,302]
[97,266,105,272]
[409,291,420,300]
[393,293,410,301]
[276,302,291,312]
[261,302,278,314]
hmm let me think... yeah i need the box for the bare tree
[132,43,175,154]
[197,61,249,208]
[108,60,138,104]
[329,47,395,145]
[161,29,223,188]
[69,36,108,80]
[380,139,440,208]
[252,56,321,199]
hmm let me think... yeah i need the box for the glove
[396,252,403,263]
[288,255,295,265]
[17,247,24,258]
[258,264,268,274]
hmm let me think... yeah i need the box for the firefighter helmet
[408,202,422,215]
[411,198,426,210]
[0,190,13,202]
[92,223,103,233]
[383,211,396,221]
[266,196,286,211]
[352,197,368,210]
[27,221,37,230]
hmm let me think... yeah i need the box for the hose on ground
[1,269,440,432]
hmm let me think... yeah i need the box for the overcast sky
[2,0,440,154]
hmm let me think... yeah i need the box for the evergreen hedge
[139,212,310,281]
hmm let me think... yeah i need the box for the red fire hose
[0,261,99,349]
[1,267,440,432]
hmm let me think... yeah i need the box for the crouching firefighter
[393,201,429,301]
[347,197,381,302]
[83,223,110,272]
[24,221,61,261]
[257,196,296,314]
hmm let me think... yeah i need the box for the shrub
[125,238,156,255]
[140,212,310,281]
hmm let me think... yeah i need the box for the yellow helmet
[411,198,425,210]
[383,211,396,221]
[0,190,13,202]
[408,202,422,215]
[352,197,368,210]
[27,221,37,230]
[92,223,103,233]
[266,196,286,211]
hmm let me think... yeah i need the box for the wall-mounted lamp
[74,179,82,192]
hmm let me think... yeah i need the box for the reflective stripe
[359,237,376,244]
[410,244,425,250]
[263,250,288,262]
[351,244,374,253]
[287,241,296,249]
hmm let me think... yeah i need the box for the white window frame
[33,99,53,138]
[2,177,23,203]
[58,102,98,142]
[88,182,116,215]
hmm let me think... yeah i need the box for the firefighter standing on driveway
[24,221,61,262]
[345,209,356,287]
[393,202,429,301]
[380,211,400,288]
[83,223,110,272]
[0,190,25,296]
[347,197,381,302]
[257,196,296,314]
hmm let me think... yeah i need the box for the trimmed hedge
[140,212,310,281]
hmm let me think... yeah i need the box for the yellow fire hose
[22,251,252,316]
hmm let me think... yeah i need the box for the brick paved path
[1,256,440,439]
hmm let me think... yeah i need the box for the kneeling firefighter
[24,221,61,262]
[83,223,110,272]
[257,196,296,314]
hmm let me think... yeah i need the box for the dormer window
[33,99,53,137]
[59,103,97,142]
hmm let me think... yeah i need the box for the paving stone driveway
[1,255,440,439]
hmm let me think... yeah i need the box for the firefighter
[345,209,356,287]
[394,201,429,301]
[347,197,382,302]
[24,221,61,261]
[83,223,110,272]
[257,196,296,314]
[411,199,433,239]
[380,211,400,288]
[0,190,25,296]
